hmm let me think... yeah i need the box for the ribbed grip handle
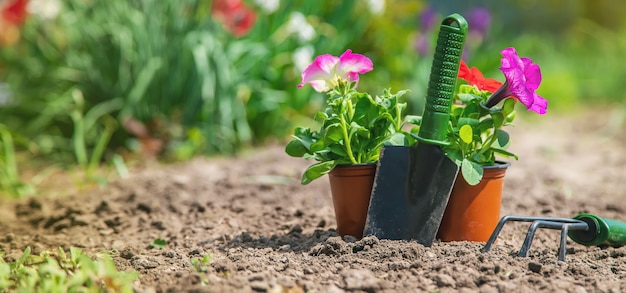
[569,213,626,247]
[417,14,468,145]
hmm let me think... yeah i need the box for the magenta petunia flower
[485,47,548,114]
[297,49,373,92]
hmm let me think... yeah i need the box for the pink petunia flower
[298,49,373,93]
[485,47,548,114]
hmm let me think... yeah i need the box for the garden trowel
[364,14,467,246]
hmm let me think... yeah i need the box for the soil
[1,110,626,293]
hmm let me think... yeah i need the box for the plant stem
[477,129,499,158]
[340,100,358,164]
[0,128,18,183]
[394,102,402,131]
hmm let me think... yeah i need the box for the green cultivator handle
[416,14,468,145]
[569,213,626,247]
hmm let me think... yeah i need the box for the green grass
[0,247,138,292]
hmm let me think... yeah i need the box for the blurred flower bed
[1,0,625,196]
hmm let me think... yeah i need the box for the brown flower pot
[437,162,510,242]
[328,163,377,239]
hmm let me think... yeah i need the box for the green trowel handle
[568,213,626,247]
[416,13,468,145]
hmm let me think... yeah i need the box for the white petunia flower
[254,0,280,14]
[287,12,315,43]
[293,46,314,74]
[27,0,62,20]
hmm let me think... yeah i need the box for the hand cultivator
[481,213,626,261]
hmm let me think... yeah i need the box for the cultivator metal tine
[557,223,589,261]
[481,216,579,253]
[481,215,590,262]
[517,220,589,261]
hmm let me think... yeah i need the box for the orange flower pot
[328,164,377,239]
[437,162,510,242]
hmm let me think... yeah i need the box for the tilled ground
[1,110,625,292]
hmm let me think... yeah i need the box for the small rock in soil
[137,203,152,213]
[71,215,91,227]
[479,284,499,293]
[151,221,166,231]
[120,247,135,259]
[250,281,268,292]
[496,281,518,292]
[131,256,160,269]
[105,217,122,228]
[528,262,543,273]
[94,201,111,215]
[342,269,385,291]
[435,273,455,287]
[53,219,71,232]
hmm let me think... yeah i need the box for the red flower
[458,59,502,93]
[1,0,28,25]
[211,0,256,38]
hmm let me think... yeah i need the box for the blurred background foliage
[0,0,625,196]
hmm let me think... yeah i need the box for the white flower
[293,46,314,74]
[254,0,280,14]
[27,0,62,20]
[367,0,385,15]
[287,12,315,43]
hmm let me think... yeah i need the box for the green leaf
[285,140,308,157]
[149,238,167,249]
[444,149,463,166]
[458,93,481,103]
[302,161,336,185]
[16,246,31,267]
[404,115,422,125]
[495,129,510,148]
[459,125,473,144]
[503,98,516,115]
[349,122,369,139]
[458,117,479,128]
[451,106,463,118]
[505,110,516,124]
[476,118,494,132]
[492,148,519,160]
[310,140,326,152]
[461,158,483,186]
[464,104,480,118]
[491,112,505,128]
[386,132,408,146]
[292,127,316,149]
[324,123,343,142]
[314,111,328,121]
[328,145,348,157]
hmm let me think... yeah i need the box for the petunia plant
[286,50,413,184]
[438,47,548,185]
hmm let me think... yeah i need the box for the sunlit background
[1,0,625,196]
